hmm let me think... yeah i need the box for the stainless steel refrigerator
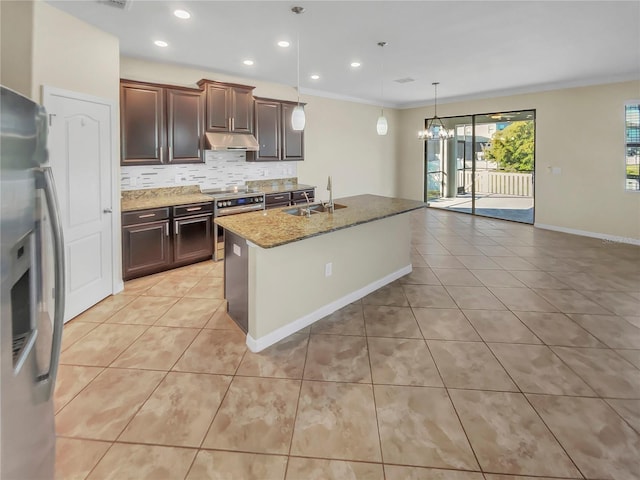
[1,85,65,479]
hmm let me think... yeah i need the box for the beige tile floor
[55,209,640,480]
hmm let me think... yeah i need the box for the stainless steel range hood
[204,132,259,151]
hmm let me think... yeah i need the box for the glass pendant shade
[291,105,306,131]
[376,114,388,135]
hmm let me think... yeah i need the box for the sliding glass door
[425,115,473,207]
[424,110,535,224]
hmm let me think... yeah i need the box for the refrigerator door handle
[36,166,65,399]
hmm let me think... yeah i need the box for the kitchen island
[215,194,426,352]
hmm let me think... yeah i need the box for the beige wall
[1,0,34,97]
[121,57,399,200]
[398,81,640,241]
[249,213,411,344]
[1,1,119,103]
[31,1,119,103]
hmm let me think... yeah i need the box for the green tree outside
[484,121,534,172]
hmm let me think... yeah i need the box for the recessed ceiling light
[277,40,290,48]
[154,40,168,47]
[173,9,190,19]
[350,62,361,68]
[310,74,320,80]
[243,60,254,66]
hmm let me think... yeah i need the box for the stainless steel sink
[282,206,321,216]
[282,203,347,216]
[308,203,347,213]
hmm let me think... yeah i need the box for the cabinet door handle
[231,117,235,131]
[228,118,232,131]
[175,221,179,235]
[168,145,173,161]
[159,146,164,163]
[138,213,156,219]
[165,222,169,236]
[186,207,202,212]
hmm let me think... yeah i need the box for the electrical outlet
[325,262,332,277]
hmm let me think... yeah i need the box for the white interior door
[43,88,115,322]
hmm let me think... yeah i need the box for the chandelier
[418,82,453,139]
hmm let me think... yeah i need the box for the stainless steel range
[202,187,265,261]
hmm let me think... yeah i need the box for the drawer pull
[138,213,156,219]
[186,207,202,212]
[273,196,285,200]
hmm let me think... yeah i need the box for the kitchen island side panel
[247,213,411,344]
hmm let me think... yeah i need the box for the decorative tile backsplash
[121,151,298,191]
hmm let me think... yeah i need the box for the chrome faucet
[326,175,334,213]
[302,191,312,217]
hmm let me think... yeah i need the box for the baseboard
[246,264,413,352]
[534,223,640,246]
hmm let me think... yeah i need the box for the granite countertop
[121,186,213,212]
[246,178,316,195]
[258,183,316,195]
[215,194,426,248]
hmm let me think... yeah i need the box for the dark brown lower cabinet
[264,192,291,209]
[122,203,213,281]
[122,210,171,280]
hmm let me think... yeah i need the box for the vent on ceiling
[98,0,132,10]
[394,77,415,84]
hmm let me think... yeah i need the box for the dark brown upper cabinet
[281,101,304,161]
[120,82,165,165]
[198,80,255,134]
[248,97,304,162]
[165,88,205,164]
[252,99,281,161]
[120,80,204,166]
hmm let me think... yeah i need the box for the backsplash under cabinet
[121,150,298,191]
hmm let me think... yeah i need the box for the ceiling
[47,0,640,108]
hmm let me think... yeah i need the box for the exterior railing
[457,170,533,197]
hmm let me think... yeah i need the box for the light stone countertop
[121,186,213,212]
[214,194,426,248]
[120,183,316,212]
[258,183,316,195]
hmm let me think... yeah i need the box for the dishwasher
[172,202,214,266]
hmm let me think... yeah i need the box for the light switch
[325,262,332,277]
[233,244,241,256]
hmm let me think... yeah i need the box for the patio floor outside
[427,193,534,224]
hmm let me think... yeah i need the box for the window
[625,103,640,191]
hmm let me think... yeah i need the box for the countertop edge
[216,196,426,249]
[121,194,214,212]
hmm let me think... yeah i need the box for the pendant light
[376,41,388,136]
[418,82,454,139]
[291,6,306,131]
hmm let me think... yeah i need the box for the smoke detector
[394,77,415,84]
[98,0,132,10]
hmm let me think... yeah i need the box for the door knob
[103,208,113,213]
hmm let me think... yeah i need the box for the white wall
[120,57,399,201]
[398,81,640,241]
